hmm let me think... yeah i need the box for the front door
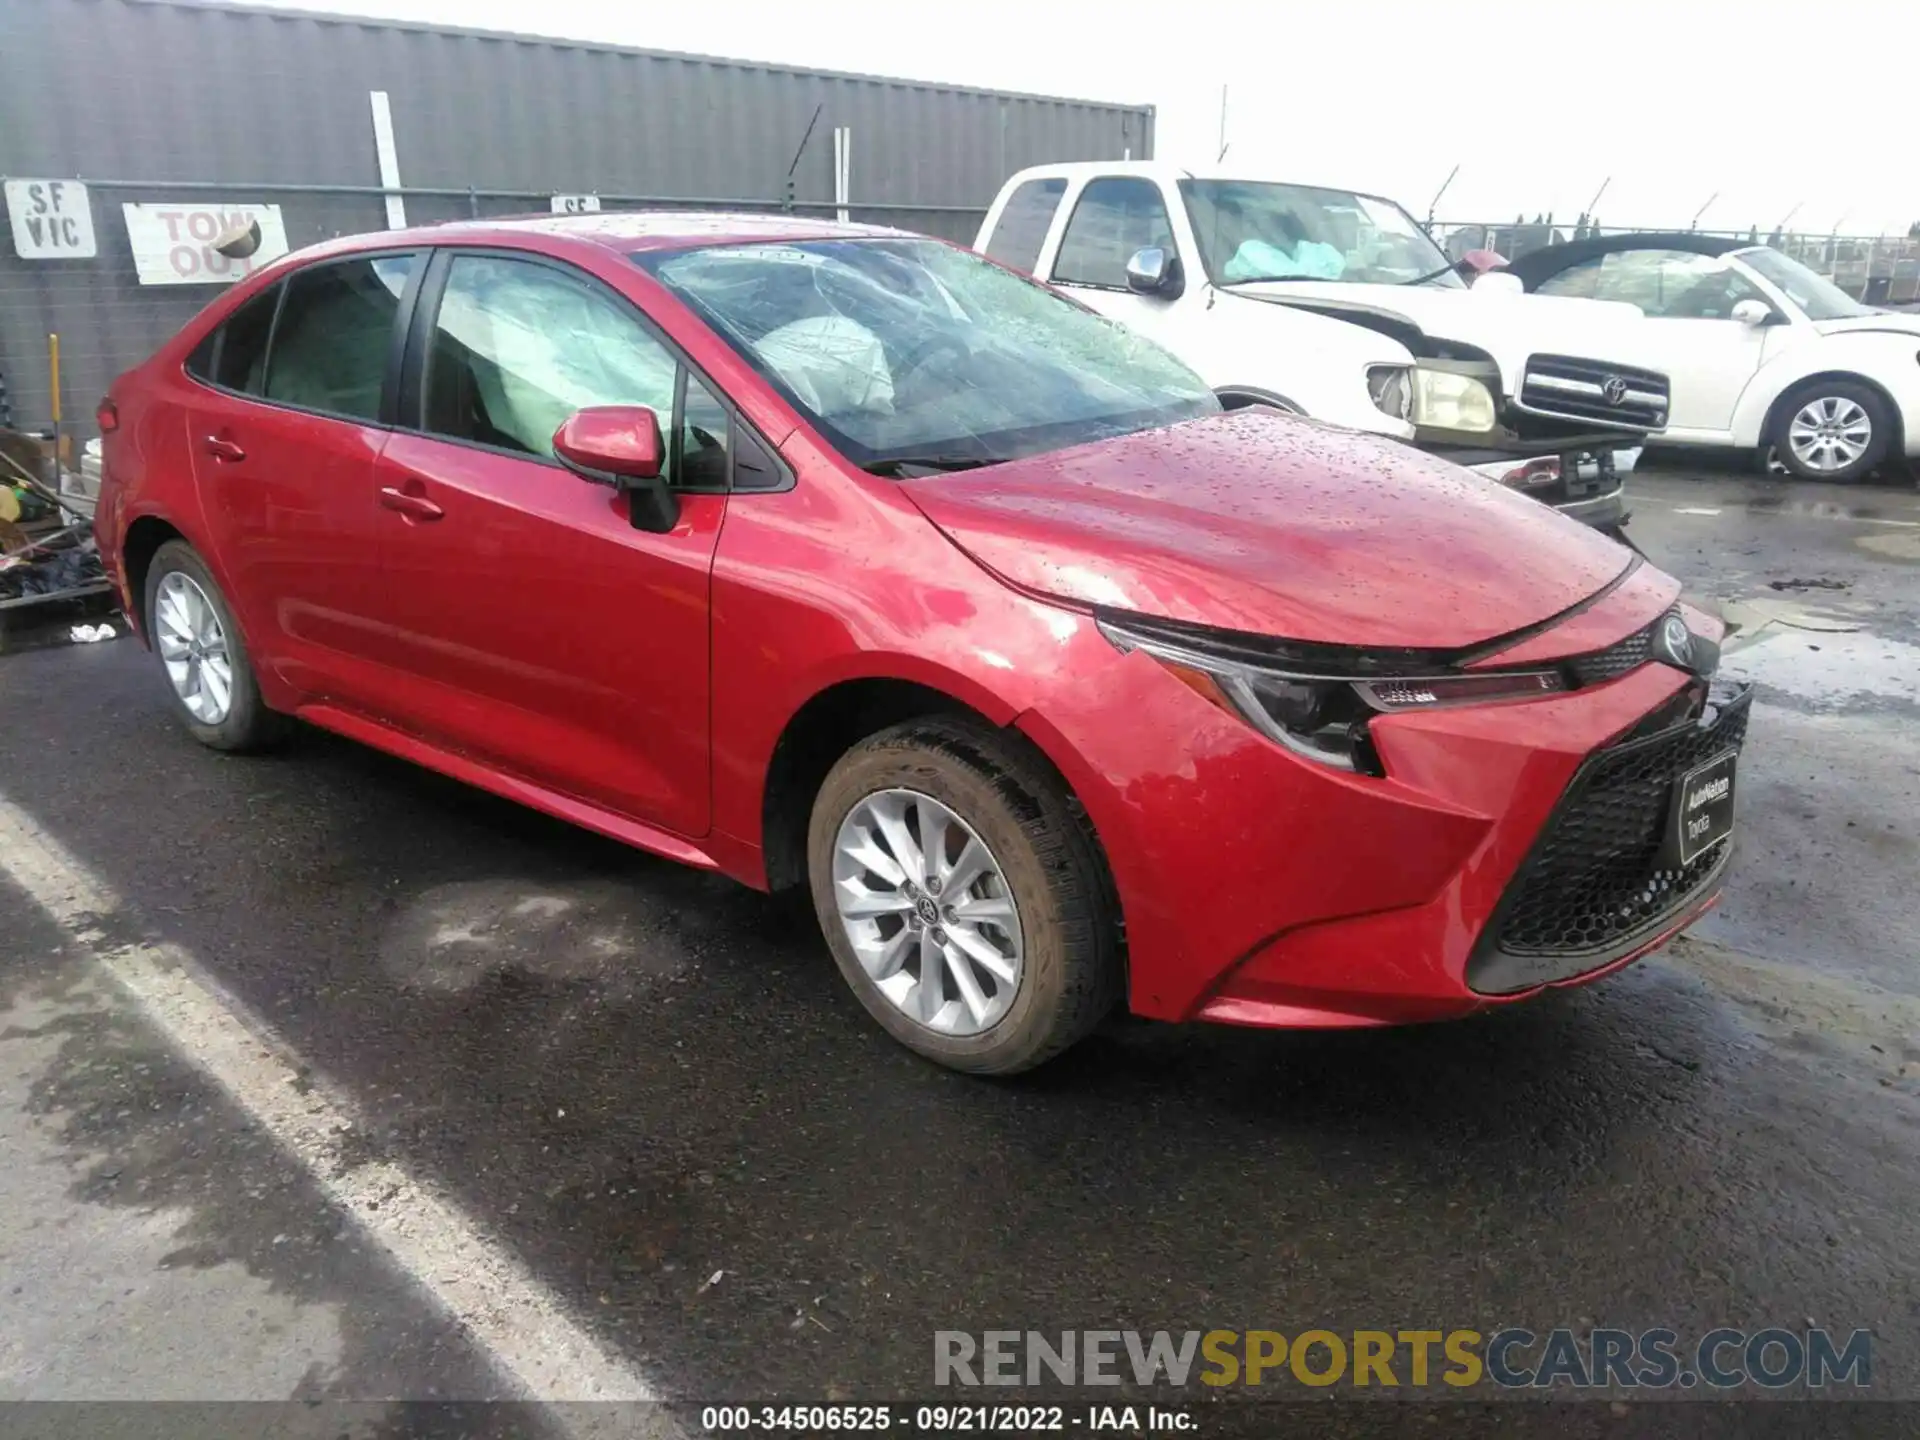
[369,250,726,837]
[1044,175,1193,353]
[185,252,420,706]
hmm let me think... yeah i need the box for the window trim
[180,250,425,427]
[397,244,793,495]
[1049,175,1181,293]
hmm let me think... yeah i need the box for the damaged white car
[976,162,1673,534]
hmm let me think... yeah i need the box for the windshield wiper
[860,455,996,476]
[1222,274,1339,286]
[1400,261,1464,286]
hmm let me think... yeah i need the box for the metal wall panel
[0,0,1153,430]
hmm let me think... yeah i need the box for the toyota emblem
[1602,376,1630,406]
[1661,615,1693,661]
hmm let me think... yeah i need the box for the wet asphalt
[0,462,1916,1433]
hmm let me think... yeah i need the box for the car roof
[1502,231,1755,286]
[1000,160,1413,206]
[288,209,915,265]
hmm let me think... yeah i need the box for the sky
[253,0,1920,237]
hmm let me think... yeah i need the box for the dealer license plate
[1666,749,1738,867]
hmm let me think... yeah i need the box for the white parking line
[0,797,668,1428]
[1633,492,1920,527]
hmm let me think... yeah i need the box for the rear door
[367,249,728,837]
[184,252,421,703]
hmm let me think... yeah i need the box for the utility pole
[1690,192,1718,231]
[1426,164,1460,228]
[1216,85,1229,165]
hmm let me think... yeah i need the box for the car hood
[1230,280,1660,388]
[902,409,1635,650]
[1814,312,1920,338]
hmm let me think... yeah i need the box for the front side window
[1734,246,1870,320]
[1539,249,1768,319]
[207,283,281,395]
[1052,178,1177,289]
[640,237,1217,469]
[982,177,1067,276]
[263,255,415,420]
[423,254,679,459]
[1180,180,1460,287]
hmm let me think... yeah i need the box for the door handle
[378,486,445,522]
[202,436,247,463]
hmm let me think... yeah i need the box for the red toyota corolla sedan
[94,213,1749,1073]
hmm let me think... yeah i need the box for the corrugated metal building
[0,0,1153,431]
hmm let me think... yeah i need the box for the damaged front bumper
[1425,435,1641,532]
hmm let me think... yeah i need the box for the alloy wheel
[154,571,234,724]
[1787,396,1873,474]
[829,788,1024,1036]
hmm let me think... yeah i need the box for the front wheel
[1772,380,1892,483]
[806,718,1121,1074]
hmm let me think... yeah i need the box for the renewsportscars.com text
[934,1328,1872,1391]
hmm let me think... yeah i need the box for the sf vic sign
[121,202,291,285]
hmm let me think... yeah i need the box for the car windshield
[1179,180,1463,288]
[638,237,1217,469]
[1734,246,1872,321]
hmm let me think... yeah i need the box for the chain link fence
[1432,220,1920,307]
[0,179,988,440]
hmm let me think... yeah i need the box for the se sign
[5,179,98,259]
[550,194,602,214]
[122,203,291,285]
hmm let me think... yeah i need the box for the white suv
[976,162,1671,533]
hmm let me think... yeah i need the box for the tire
[806,717,1121,1075]
[1771,379,1893,483]
[143,540,282,752]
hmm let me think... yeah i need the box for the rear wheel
[806,717,1120,1074]
[143,540,282,751]
[1772,379,1892,483]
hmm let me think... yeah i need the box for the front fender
[1730,333,1920,448]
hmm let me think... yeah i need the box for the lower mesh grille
[1473,686,1750,985]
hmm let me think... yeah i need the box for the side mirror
[1731,298,1774,327]
[553,405,679,533]
[1124,246,1184,299]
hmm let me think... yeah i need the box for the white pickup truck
[975,162,1673,534]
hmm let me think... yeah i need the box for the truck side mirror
[1125,246,1184,300]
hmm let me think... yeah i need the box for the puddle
[1721,628,1920,708]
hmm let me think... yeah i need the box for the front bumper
[1019,591,1743,1030]
[1452,443,1642,530]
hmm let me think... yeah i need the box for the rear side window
[210,284,281,395]
[983,178,1067,275]
[263,255,416,421]
[1053,177,1176,289]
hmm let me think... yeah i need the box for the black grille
[1564,605,1679,686]
[1519,354,1670,432]
[1469,686,1751,992]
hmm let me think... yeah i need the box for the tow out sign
[5,180,97,258]
[122,202,291,285]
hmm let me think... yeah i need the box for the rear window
[209,284,281,395]
[262,255,416,422]
[982,178,1067,276]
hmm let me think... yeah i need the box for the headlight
[1366,364,1414,423]
[1411,368,1499,433]
[1099,616,1565,774]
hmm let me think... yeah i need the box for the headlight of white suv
[1411,368,1499,433]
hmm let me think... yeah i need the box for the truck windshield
[1734,247,1872,321]
[1180,180,1463,288]
[638,237,1217,470]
